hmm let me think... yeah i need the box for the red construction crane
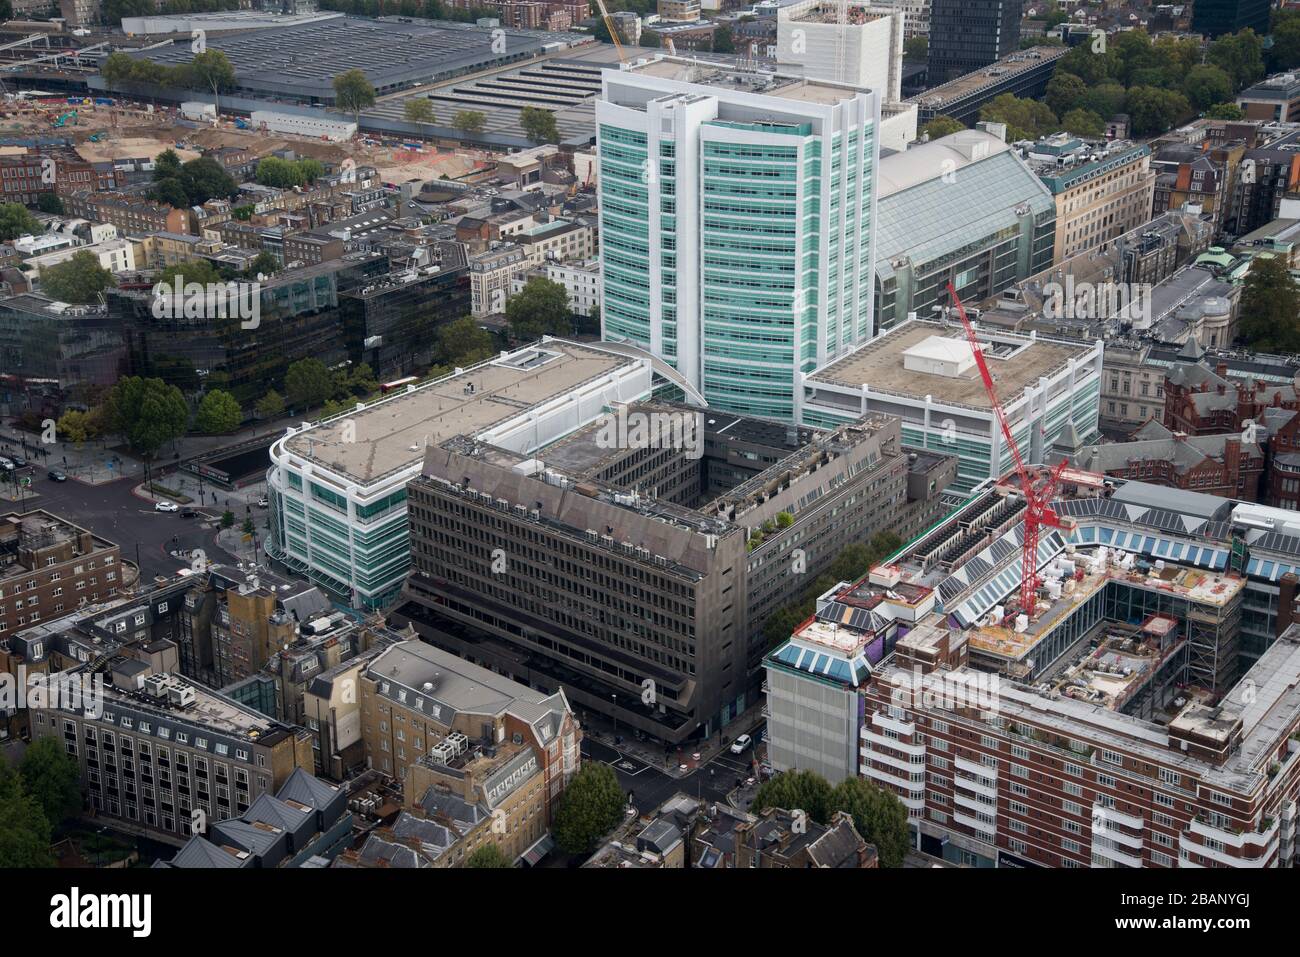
[946,282,1074,616]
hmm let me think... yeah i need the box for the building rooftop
[807,319,1092,410]
[278,340,636,486]
[623,55,865,106]
[907,46,1068,109]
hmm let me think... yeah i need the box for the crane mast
[946,282,1073,616]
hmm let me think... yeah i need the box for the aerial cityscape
[0,0,1295,916]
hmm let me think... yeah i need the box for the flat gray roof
[808,320,1092,409]
[281,340,634,486]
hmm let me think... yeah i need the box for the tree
[922,115,965,140]
[1060,107,1105,137]
[1271,17,1300,72]
[39,250,115,304]
[1182,64,1234,111]
[180,156,237,205]
[149,176,191,209]
[333,68,376,123]
[246,250,280,279]
[904,35,927,60]
[19,736,82,828]
[551,763,625,855]
[437,316,495,365]
[153,148,183,182]
[1125,85,1191,135]
[1207,29,1265,90]
[190,49,236,101]
[1238,256,1300,353]
[285,357,335,411]
[195,389,242,433]
[751,769,833,824]
[57,408,100,446]
[1079,82,1129,121]
[106,376,190,458]
[256,156,304,188]
[298,158,324,184]
[829,777,908,868]
[0,764,53,868]
[404,97,437,124]
[505,276,572,339]
[1045,72,1088,119]
[256,388,285,420]
[232,204,255,221]
[713,24,735,54]
[978,93,1058,142]
[221,510,235,529]
[157,258,224,288]
[101,50,138,85]
[1205,102,1246,120]
[0,202,40,241]
[37,193,64,215]
[519,106,560,145]
[242,517,256,535]
[452,109,487,135]
[465,843,512,868]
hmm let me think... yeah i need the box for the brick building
[0,510,121,642]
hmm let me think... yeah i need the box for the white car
[730,734,753,755]
[154,500,180,513]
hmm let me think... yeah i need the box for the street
[9,471,245,583]
[582,722,766,815]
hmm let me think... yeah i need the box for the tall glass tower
[597,58,881,422]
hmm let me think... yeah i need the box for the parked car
[256,496,269,508]
[47,470,67,482]
[154,500,179,513]
[10,455,27,468]
[0,457,13,471]
[730,733,753,755]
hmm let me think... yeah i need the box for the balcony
[862,762,922,794]
[1094,802,1144,831]
[870,711,916,736]
[952,810,998,838]
[955,755,998,782]
[860,744,921,774]
[953,789,996,816]
[861,728,926,757]
[1091,840,1143,868]
[954,773,998,801]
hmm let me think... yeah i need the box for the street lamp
[610,693,617,739]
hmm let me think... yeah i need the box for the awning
[519,834,554,867]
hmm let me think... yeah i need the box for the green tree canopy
[1205,102,1246,120]
[404,97,437,124]
[1125,85,1192,135]
[452,110,486,135]
[157,258,225,288]
[1182,64,1234,111]
[1060,107,1105,137]
[904,35,927,60]
[1239,256,1300,352]
[751,769,833,824]
[0,202,40,241]
[37,193,64,215]
[153,148,183,182]
[0,763,53,868]
[57,408,102,445]
[436,316,495,366]
[978,93,1058,141]
[1043,72,1091,120]
[333,68,376,122]
[190,49,236,95]
[552,763,626,855]
[19,736,82,828]
[465,843,512,868]
[256,388,285,420]
[713,24,736,54]
[505,276,572,340]
[180,156,238,205]
[1207,29,1265,90]
[829,777,909,868]
[922,115,965,140]
[195,389,243,433]
[285,357,336,411]
[39,250,115,304]
[107,376,190,457]
[519,106,560,145]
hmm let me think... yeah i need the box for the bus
[380,376,418,394]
